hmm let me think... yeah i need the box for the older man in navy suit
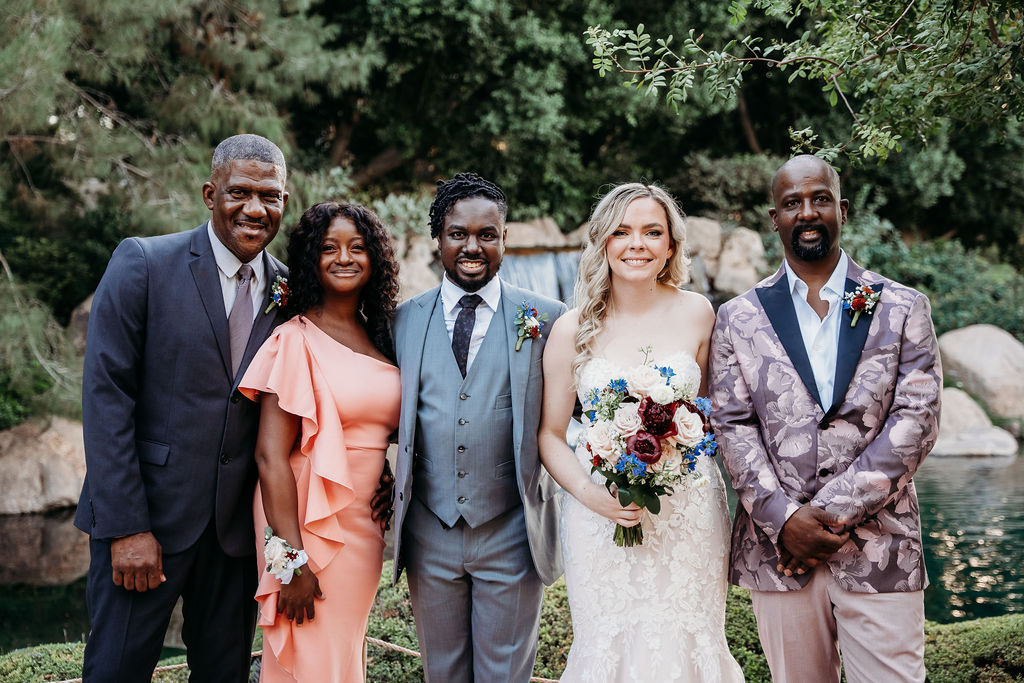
[74,134,290,681]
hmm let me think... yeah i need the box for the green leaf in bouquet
[617,488,633,507]
[646,494,662,515]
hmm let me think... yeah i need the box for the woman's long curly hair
[571,183,690,382]
[284,202,400,360]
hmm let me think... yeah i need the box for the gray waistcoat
[412,296,519,528]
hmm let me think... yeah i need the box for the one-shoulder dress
[239,316,400,682]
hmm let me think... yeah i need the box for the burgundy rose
[638,396,679,438]
[626,431,662,464]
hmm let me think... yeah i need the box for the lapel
[400,288,439,447]
[233,255,286,387]
[188,224,232,379]
[502,280,531,459]
[755,269,823,410]
[825,265,884,420]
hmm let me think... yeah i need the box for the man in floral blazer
[710,155,941,683]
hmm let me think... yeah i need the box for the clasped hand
[110,531,166,592]
[777,505,849,576]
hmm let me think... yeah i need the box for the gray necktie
[228,264,255,376]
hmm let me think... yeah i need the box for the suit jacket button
[458,418,467,425]
[457,496,467,504]
[818,468,832,477]
[457,445,466,453]
[231,392,241,404]
[459,393,469,400]
[458,470,467,478]
[220,454,230,464]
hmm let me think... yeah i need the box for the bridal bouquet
[581,348,718,547]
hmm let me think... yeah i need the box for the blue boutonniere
[264,276,289,314]
[514,301,548,351]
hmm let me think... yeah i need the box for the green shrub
[924,614,1024,683]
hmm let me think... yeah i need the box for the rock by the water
[68,293,93,354]
[940,325,1024,436]
[0,510,89,585]
[0,417,85,515]
[931,387,1019,457]
[714,227,767,296]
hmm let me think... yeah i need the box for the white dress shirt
[785,251,849,409]
[440,274,502,373]
[207,222,266,320]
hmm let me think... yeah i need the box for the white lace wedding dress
[559,353,745,682]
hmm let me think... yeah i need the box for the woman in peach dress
[239,202,400,682]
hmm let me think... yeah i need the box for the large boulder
[68,293,93,354]
[685,217,723,279]
[505,217,567,249]
[0,510,89,585]
[939,325,1024,436]
[0,417,86,514]
[397,234,440,301]
[931,387,1019,457]
[714,227,767,296]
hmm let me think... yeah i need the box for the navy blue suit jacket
[74,224,288,557]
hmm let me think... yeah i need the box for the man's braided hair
[428,172,508,238]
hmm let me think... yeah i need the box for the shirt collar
[207,222,264,285]
[441,274,502,316]
[785,250,848,301]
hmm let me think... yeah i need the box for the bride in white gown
[538,183,744,682]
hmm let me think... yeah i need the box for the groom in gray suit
[392,173,565,682]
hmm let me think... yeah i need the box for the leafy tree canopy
[586,0,1023,161]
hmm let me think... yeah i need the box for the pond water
[1,451,1021,654]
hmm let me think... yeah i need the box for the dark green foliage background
[2,0,1022,425]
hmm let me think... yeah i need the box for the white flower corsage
[263,526,307,584]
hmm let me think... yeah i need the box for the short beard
[791,225,832,261]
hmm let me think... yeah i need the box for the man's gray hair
[211,134,286,179]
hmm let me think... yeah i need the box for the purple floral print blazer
[710,259,941,593]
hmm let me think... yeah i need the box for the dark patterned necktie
[451,293,483,378]
[227,264,255,376]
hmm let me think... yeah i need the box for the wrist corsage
[263,526,307,584]
[514,301,549,352]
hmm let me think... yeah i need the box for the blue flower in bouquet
[614,452,647,478]
[696,432,718,458]
[694,397,712,416]
[607,378,628,395]
[655,364,675,381]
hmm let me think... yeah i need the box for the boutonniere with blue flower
[514,301,548,351]
[264,275,289,314]
[841,284,881,327]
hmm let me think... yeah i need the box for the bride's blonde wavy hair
[571,183,690,383]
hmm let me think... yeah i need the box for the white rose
[264,536,287,572]
[627,364,665,398]
[670,363,701,401]
[611,402,642,437]
[649,383,675,405]
[586,420,621,460]
[670,407,706,447]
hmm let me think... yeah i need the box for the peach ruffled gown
[239,316,400,683]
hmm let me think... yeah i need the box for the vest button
[457,445,466,453]
[457,496,467,504]
[458,470,467,478]
[458,418,467,425]
[459,393,469,400]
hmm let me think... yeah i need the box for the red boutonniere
[841,285,881,327]
[264,276,289,314]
